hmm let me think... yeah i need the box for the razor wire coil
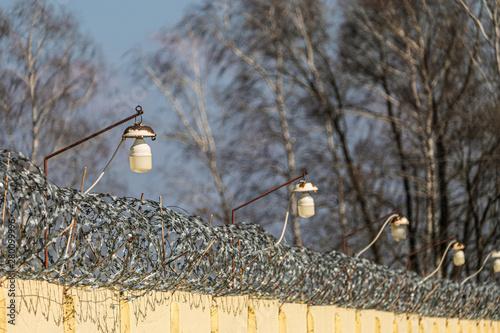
[0,150,498,320]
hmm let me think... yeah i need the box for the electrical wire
[461,252,493,285]
[356,214,398,258]
[419,240,457,284]
[84,138,125,194]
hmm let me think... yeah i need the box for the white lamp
[452,243,466,266]
[419,241,465,284]
[389,216,409,242]
[122,122,156,173]
[460,248,500,285]
[294,180,318,218]
[493,251,500,273]
[129,138,152,173]
[356,214,410,258]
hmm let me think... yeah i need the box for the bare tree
[182,0,308,243]
[138,29,233,224]
[0,0,105,188]
[172,0,408,254]
[280,0,382,256]
[340,0,499,276]
[446,0,500,279]
[137,0,500,279]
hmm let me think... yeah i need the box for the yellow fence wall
[0,279,498,333]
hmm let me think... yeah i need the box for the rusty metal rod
[159,196,167,277]
[472,294,483,316]
[65,167,87,273]
[459,290,477,320]
[172,239,216,295]
[457,246,498,283]
[231,170,308,224]
[163,249,191,268]
[406,235,458,270]
[94,241,128,269]
[44,106,144,177]
[433,286,458,317]
[364,277,388,304]
[357,275,389,309]
[391,276,407,312]
[446,289,465,320]
[376,275,402,311]
[339,267,357,300]
[410,283,440,317]
[480,296,500,320]
[1,152,10,226]
[343,208,401,254]
[232,254,260,281]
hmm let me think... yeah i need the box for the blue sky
[57,0,204,200]
[60,0,199,63]
[1,0,205,202]
[3,0,202,64]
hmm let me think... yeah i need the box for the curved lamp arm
[231,171,307,224]
[343,208,401,253]
[275,194,293,246]
[461,252,493,286]
[241,193,293,260]
[83,138,125,194]
[406,235,458,270]
[356,214,398,258]
[418,240,457,284]
[457,246,497,283]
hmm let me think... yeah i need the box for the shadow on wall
[0,279,498,333]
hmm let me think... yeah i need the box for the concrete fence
[0,279,498,333]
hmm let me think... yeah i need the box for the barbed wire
[0,150,498,320]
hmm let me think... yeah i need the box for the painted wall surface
[281,303,307,333]
[129,290,171,333]
[70,285,120,333]
[308,305,336,332]
[174,292,211,333]
[0,279,498,333]
[215,295,248,333]
[248,298,279,333]
[11,279,64,333]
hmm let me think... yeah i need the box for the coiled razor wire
[0,150,498,320]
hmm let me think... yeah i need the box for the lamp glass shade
[453,250,465,266]
[390,224,407,242]
[129,138,152,173]
[297,192,315,218]
[494,259,500,273]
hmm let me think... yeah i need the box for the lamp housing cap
[294,180,318,192]
[390,215,410,226]
[122,122,156,139]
